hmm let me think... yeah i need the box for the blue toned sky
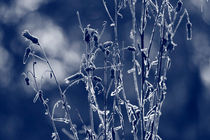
[0,0,210,140]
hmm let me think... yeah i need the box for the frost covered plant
[22,0,192,140]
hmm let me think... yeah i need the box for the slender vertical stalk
[111,1,119,139]
[31,56,60,140]
[139,0,146,139]
[39,45,79,140]
[152,3,166,139]
[104,55,108,140]
[85,43,95,132]
[128,1,141,139]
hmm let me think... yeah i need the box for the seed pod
[50,72,53,79]
[186,21,192,40]
[22,30,39,45]
[94,35,98,47]
[175,1,183,13]
[84,28,90,43]
[23,47,31,64]
[93,34,98,42]
[110,68,115,79]
[105,49,110,56]
[24,77,30,85]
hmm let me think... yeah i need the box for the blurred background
[0,0,210,140]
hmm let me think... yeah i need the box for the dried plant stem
[139,0,146,139]
[128,1,141,139]
[39,45,79,140]
[31,56,60,140]
[173,9,187,37]
[104,55,108,140]
[85,43,104,131]
[112,0,119,139]
[76,11,84,33]
[148,4,163,58]
[152,6,166,139]
[102,0,114,23]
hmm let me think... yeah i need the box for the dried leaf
[111,84,123,96]
[65,73,84,84]
[135,60,141,75]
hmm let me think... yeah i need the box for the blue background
[0,0,210,140]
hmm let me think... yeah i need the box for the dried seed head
[186,21,192,40]
[105,49,110,56]
[24,77,30,86]
[84,28,90,43]
[22,30,39,45]
[93,35,98,46]
[110,68,115,79]
[84,26,98,44]
[175,1,183,13]
[23,47,31,64]
[50,72,53,79]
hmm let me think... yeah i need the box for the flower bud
[22,30,39,45]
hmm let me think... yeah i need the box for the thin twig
[102,0,115,23]
[39,44,79,140]
[77,11,84,33]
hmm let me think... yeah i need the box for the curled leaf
[103,41,113,48]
